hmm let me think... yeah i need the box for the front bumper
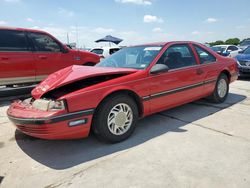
[238,66,250,76]
[7,101,95,139]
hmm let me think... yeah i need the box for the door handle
[1,57,9,60]
[196,68,204,75]
[38,55,47,59]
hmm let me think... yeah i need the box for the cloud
[115,0,152,5]
[152,27,162,32]
[58,7,75,17]
[143,15,164,23]
[205,17,218,23]
[93,27,115,34]
[0,20,7,25]
[191,31,200,35]
[26,18,35,22]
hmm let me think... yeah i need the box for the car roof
[0,26,49,34]
[130,41,204,47]
[213,45,232,47]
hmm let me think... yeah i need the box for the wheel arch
[95,89,144,118]
[220,69,231,82]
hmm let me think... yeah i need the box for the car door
[147,43,205,113]
[0,29,35,86]
[227,45,239,58]
[192,44,219,96]
[27,32,71,82]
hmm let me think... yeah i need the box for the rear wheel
[92,94,138,143]
[209,74,229,103]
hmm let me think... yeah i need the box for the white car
[211,45,241,58]
[90,46,120,58]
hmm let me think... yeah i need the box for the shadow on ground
[15,92,246,170]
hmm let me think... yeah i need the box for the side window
[29,32,61,52]
[109,48,120,55]
[156,44,196,69]
[194,45,216,64]
[228,46,238,51]
[0,30,28,51]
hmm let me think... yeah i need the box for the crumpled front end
[7,98,94,139]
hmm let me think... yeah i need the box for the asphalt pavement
[0,79,250,188]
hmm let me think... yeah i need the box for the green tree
[225,38,240,45]
[210,40,224,46]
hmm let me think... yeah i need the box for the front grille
[17,125,50,135]
[239,61,250,66]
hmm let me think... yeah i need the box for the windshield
[240,40,250,46]
[243,47,250,54]
[91,49,104,55]
[211,46,226,52]
[96,46,163,69]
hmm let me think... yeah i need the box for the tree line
[208,38,250,46]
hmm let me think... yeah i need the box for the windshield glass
[243,47,250,54]
[211,46,226,52]
[240,40,250,46]
[91,49,104,55]
[96,46,163,69]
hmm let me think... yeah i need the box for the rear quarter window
[194,45,216,64]
[0,30,28,51]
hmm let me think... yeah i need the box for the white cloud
[26,18,35,22]
[93,27,115,34]
[191,31,200,35]
[0,20,7,25]
[152,27,162,32]
[143,15,164,23]
[205,17,218,23]
[58,7,75,17]
[115,0,152,5]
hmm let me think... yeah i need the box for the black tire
[209,74,229,103]
[83,62,95,66]
[92,94,138,143]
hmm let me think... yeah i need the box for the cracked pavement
[0,80,250,188]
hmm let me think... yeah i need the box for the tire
[92,94,138,143]
[209,74,229,103]
[83,62,95,66]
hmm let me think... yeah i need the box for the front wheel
[92,95,138,143]
[209,74,229,103]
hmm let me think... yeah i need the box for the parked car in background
[90,46,120,59]
[7,41,238,142]
[0,27,100,86]
[235,46,250,77]
[211,45,240,57]
[238,39,250,51]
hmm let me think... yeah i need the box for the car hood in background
[235,54,250,61]
[32,65,138,99]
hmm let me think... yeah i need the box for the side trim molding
[142,79,217,101]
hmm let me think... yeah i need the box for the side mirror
[150,64,169,74]
[61,45,69,53]
[239,50,243,54]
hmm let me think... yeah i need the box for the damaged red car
[7,41,238,142]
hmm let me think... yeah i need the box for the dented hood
[32,65,137,99]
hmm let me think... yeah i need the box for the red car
[7,41,238,142]
[0,27,100,86]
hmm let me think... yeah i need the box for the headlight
[32,99,66,111]
[48,100,66,111]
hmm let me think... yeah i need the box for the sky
[0,0,250,48]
